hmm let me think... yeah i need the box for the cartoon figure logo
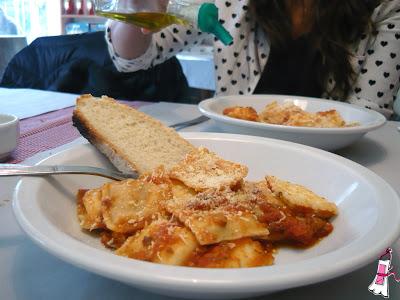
[368,248,400,298]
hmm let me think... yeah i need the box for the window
[0,0,61,43]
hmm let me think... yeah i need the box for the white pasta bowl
[13,132,400,299]
[198,95,386,151]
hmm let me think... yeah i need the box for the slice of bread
[73,95,195,175]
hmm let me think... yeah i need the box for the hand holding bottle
[95,0,232,61]
[95,0,232,44]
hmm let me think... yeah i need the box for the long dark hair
[249,0,380,99]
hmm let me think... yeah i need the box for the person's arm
[108,21,152,60]
[106,0,167,59]
[346,1,400,118]
[106,21,207,72]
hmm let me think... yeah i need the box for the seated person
[105,0,400,118]
[1,31,190,103]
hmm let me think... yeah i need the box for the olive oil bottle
[96,2,233,45]
[96,11,188,31]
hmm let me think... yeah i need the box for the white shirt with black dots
[106,0,400,118]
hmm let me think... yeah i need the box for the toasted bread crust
[72,100,138,175]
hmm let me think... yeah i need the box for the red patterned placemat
[6,101,151,163]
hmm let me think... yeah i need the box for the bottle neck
[167,3,201,27]
[167,2,233,45]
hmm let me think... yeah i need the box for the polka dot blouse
[106,0,400,118]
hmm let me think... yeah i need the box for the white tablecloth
[0,88,77,119]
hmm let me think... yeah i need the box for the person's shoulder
[372,0,400,22]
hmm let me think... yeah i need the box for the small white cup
[0,114,19,162]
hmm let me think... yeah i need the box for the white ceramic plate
[13,133,400,299]
[198,95,386,151]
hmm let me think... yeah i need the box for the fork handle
[0,164,59,176]
[0,164,124,180]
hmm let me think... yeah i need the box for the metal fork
[169,115,209,130]
[0,164,137,181]
[0,116,210,180]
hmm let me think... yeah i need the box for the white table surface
[0,103,399,300]
[0,88,77,119]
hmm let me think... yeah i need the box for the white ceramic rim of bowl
[198,95,386,134]
[12,132,400,294]
[0,113,18,127]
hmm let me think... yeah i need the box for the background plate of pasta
[198,95,386,151]
[12,132,400,299]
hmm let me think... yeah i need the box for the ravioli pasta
[223,101,359,128]
[77,147,337,268]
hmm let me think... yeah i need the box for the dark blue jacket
[0,31,190,102]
